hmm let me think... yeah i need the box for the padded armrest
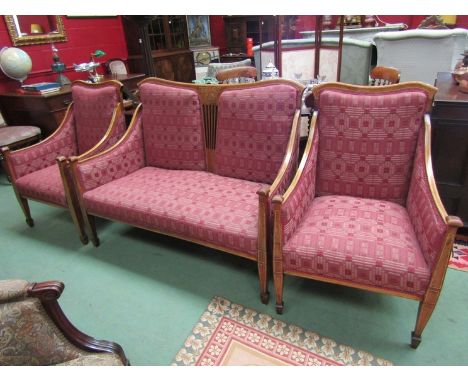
[274,112,319,243]
[72,106,145,194]
[406,116,462,271]
[0,279,29,302]
[4,106,77,180]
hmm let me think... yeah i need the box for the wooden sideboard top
[0,73,146,98]
[435,72,468,104]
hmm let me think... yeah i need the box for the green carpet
[1,173,467,366]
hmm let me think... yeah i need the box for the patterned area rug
[451,242,468,272]
[172,297,392,366]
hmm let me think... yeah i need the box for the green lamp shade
[93,49,106,57]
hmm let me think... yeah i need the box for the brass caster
[275,302,284,315]
[26,218,34,227]
[410,331,421,349]
[260,292,270,305]
[80,234,89,245]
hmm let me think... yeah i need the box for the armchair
[69,78,304,303]
[272,82,462,347]
[0,279,128,365]
[1,80,126,244]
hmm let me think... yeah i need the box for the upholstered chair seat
[2,81,126,244]
[283,195,431,296]
[272,82,463,348]
[0,279,128,366]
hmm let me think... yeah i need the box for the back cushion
[315,88,427,204]
[72,83,121,154]
[215,84,298,184]
[139,83,206,170]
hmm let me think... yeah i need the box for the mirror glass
[4,15,67,46]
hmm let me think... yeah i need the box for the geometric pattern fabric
[315,89,428,205]
[283,195,431,297]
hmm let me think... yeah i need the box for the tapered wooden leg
[274,269,284,314]
[83,213,100,247]
[411,299,437,349]
[258,260,269,304]
[17,195,34,227]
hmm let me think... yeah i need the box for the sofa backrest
[139,82,206,171]
[374,28,468,84]
[215,83,299,184]
[71,81,124,154]
[206,59,252,79]
[313,82,435,205]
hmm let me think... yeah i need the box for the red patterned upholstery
[273,83,460,347]
[139,82,206,170]
[215,84,297,184]
[407,130,448,271]
[6,110,77,180]
[315,89,427,205]
[283,195,431,296]
[72,82,125,154]
[75,112,145,193]
[15,164,67,207]
[83,167,266,258]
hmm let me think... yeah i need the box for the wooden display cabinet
[122,16,195,83]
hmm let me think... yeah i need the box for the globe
[0,47,32,83]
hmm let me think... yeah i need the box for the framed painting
[187,15,211,47]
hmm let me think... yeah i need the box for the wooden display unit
[0,73,144,137]
[122,16,195,83]
[432,72,468,230]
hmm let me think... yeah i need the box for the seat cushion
[15,164,67,207]
[56,353,124,366]
[83,167,265,258]
[283,195,431,296]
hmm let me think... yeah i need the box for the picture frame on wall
[186,15,211,47]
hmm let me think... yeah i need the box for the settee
[373,28,468,84]
[69,78,304,303]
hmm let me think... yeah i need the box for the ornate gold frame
[4,15,67,46]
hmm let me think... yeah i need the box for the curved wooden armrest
[27,281,129,365]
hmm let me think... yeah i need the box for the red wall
[210,16,227,54]
[0,16,128,93]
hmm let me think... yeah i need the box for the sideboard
[432,72,468,230]
[0,73,145,137]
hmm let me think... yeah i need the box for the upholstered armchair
[2,81,126,244]
[272,82,462,347]
[0,279,128,365]
[69,78,303,303]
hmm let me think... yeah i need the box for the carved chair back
[137,78,305,181]
[312,82,436,205]
[104,58,128,75]
[370,66,401,86]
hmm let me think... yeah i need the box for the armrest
[406,115,463,272]
[71,105,145,194]
[268,110,301,202]
[0,279,29,302]
[79,102,127,160]
[276,111,319,243]
[3,105,77,180]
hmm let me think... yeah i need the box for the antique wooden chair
[272,82,462,348]
[215,66,257,83]
[370,66,401,85]
[69,78,304,303]
[1,80,126,244]
[0,279,128,365]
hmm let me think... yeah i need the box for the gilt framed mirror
[4,15,67,46]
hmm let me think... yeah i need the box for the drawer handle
[63,99,72,105]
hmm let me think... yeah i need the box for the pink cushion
[315,89,427,205]
[215,84,298,184]
[139,83,206,170]
[15,164,67,207]
[283,195,431,297]
[72,83,122,154]
[83,167,265,257]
